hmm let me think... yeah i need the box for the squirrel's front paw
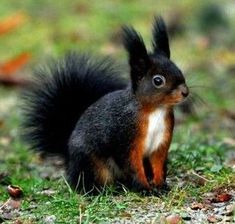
[150,181,170,195]
[131,177,151,192]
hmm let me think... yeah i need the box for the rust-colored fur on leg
[129,109,151,189]
[149,109,174,187]
[91,155,114,186]
[129,147,150,189]
[149,146,168,186]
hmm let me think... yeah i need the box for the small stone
[2,212,14,220]
[207,215,217,223]
[191,202,204,210]
[166,214,182,224]
[44,215,56,224]
[8,199,21,210]
[225,204,234,216]
[2,198,21,210]
[14,219,23,224]
[39,189,57,196]
[181,213,191,221]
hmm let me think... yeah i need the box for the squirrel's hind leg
[66,152,95,193]
[66,152,114,194]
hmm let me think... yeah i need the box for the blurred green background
[0,0,234,138]
[0,0,234,223]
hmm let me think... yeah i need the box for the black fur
[22,53,127,158]
[67,88,140,191]
[22,17,188,193]
[122,26,150,92]
[152,16,170,58]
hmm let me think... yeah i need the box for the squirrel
[22,17,189,194]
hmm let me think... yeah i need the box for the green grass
[0,0,235,223]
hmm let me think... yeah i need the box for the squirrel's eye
[152,75,166,88]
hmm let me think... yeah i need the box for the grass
[0,0,235,223]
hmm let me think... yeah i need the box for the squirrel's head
[123,17,189,108]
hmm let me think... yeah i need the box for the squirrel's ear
[122,26,150,91]
[152,16,170,58]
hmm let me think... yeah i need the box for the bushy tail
[21,53,127,158]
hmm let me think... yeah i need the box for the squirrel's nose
[179,84,189,97]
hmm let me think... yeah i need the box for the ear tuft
[122,26,150,91]
[152,16,170,58]
[122,26,148,60]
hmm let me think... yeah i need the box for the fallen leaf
[0,52,31,75]
[0,75,29,87]
[0,12,27,35]
[212,193,232,203]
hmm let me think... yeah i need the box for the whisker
[188,85,208,89]
[180,97,196,114]
[187,97,198,115]
[189,95,202,108]
[191,92,207,106]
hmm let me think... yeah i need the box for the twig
[191,170,214,183]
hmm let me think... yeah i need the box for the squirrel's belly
[144,108,166,155]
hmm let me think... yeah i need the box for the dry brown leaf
[212,193,232,203]
[0,12,27,35]
[0,75,29,87]
[0,52,31,76]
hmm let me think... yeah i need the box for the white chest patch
[144,108,166,155]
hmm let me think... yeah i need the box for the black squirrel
[22,17,189,193]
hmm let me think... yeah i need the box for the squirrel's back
[22,53,127,158]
